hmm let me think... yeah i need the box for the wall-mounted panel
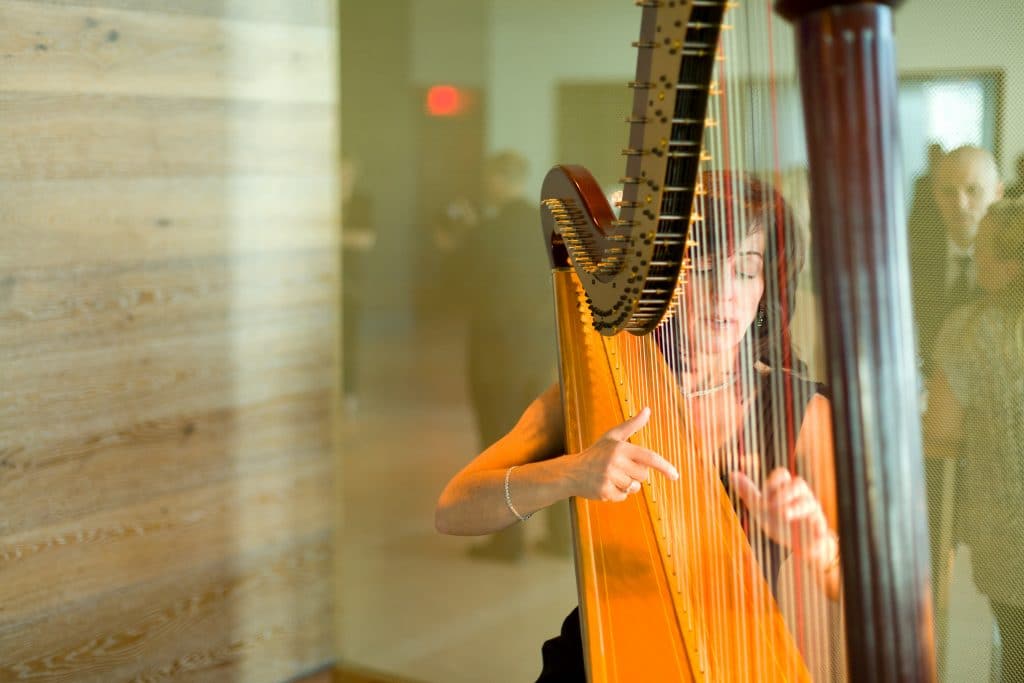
[0,1,340,680]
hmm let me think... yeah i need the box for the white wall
[483,0,1024,191]
[895,0,1024,179]
[487,0,636,195]
[411,0,489,87]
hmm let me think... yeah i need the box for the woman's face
[975,214,1022,294]
[684,229,766,355]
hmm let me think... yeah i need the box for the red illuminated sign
[426,85,464,117]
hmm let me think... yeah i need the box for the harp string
[707,98,731,677]
[717,27,750,679]
[749,2,808,676]
[737,5,766,676]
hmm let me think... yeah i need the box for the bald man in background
[910,145,1003,679]
[911,145,1004,375]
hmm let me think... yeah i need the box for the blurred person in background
[910,145,1004,676]
[341,157,376,414]
[911,145,1003,374]
[923,199,1024,681]
[461,150,571,562]
[1005,152,1024,200]
[431,196,479,320]
[907,142,946,262]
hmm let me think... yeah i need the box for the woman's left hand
[730,467,836,572]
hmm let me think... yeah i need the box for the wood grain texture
[0,459,332,620]
[0,176,338,269]
[0,532,334,682]
[0,252,336,353]
[0,0,337,102]
[0,0,340,680]
[0,391,332,537]
[0,94,336,180]
[28,0,333,26]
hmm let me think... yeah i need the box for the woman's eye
[735,255,762,280]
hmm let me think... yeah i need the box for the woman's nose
[957,190,971,212]
[712,267,740,300]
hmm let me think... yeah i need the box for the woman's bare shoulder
[796,393,834,459]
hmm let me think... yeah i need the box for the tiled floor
[338,318,577,683]
[338,316,997,682]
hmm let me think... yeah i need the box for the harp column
[773,1,936,682]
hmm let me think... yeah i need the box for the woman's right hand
[566,407,680,502]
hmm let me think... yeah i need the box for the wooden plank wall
[0,1,340,680]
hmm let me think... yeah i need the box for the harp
[540,1,935,681]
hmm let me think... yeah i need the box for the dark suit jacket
[462,198,556,441]
[909,230,978,378]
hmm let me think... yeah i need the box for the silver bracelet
[826,531,841,572]
[504,465,533,522]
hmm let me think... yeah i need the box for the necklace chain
[682,374,736,398]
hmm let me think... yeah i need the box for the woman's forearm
[434,455,577,535]
[435,389,674,536]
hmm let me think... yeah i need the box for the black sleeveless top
[536,369,825,682]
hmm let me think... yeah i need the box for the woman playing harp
[435,171,843,681]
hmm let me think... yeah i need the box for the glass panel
[339,2,1024,681]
